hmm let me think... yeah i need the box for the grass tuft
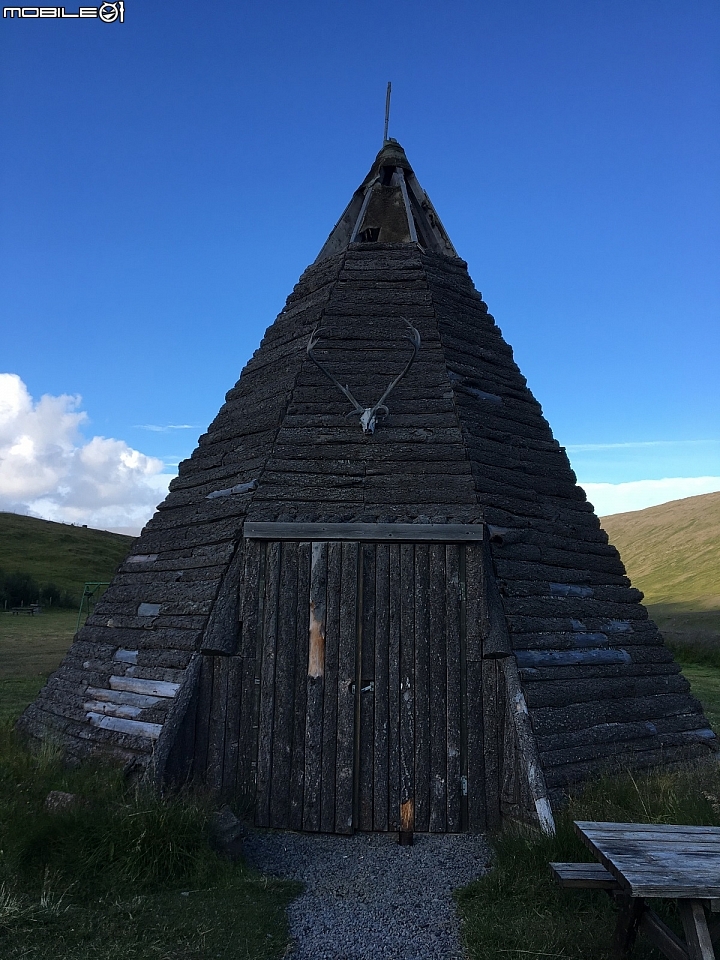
[0,722,299,958]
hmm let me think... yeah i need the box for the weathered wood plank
[482,658,502,829]
[399,543,415,835]
[255,541,280,827]
[290,541,311,830]
[414,544,431,833]
[549,862,619,889]
[388,543,402,832]
[502,657,555,834]
[641,907,694,960]
[465,544,483,661]
[221,656,242,796]
[239,539,262,658]
[303,541,326,832]
[109,676,180,698]
[335,542,358,834]
[206,656,228,792]
[320,541,341,834]
[428,544,447,833]
[446,544,462,833]
[466,659,486,831]
[358,544,376,831]
[373,543,390,832]
[192,654,213,784]
[86,713,162,740]
[244,522,484,542]
[236,656,256,799]
[270,542,299,828]
[85,687,160,709]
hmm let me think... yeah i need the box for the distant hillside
[601,491,720,611]
[0,513,134,600]
[601,492,720,662]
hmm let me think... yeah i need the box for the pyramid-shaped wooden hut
[20,139,716,834]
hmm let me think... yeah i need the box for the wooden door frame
[243,522,484,834]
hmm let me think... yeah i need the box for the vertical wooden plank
[387,543,401,832]
[414,544,431,833]
[239,541,265,807]
[501,689,520,813]
[303,541,327,832]
[399,543,415,835]
[465,543,487,820]
[482,658,502,829]
[335,541,357,834]
[206,656,228,793]
[465,544,485,828]
[255,541,280,827]
[239,539,262,658]
[236,656,257,799]
[465,544,483,662]
[446,544,462,832]
[289,541,311,830]
[428,543,447,833]
[165,674,197,788]
[459,545,469,832]
[270,542,299,828]
[466,661,486,831]
[373,543,390,832]
[192,653,213,784]
[222,655,242,795]
[320,541,341,834]
[358,543,376,831]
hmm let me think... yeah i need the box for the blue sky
[1,0,718,531]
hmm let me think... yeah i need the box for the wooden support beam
[243,521,483,542]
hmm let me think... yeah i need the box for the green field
[602,491,720,662]
[0,512,133,603]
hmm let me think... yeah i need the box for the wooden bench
[550,861,620,890]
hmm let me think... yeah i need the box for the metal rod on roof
[383,82,391,143]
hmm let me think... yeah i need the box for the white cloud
[136,423,198,433]
[567,439,719,452]
[0,374,173,534]
[580,477,720,517]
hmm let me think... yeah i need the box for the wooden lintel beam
[242,521,484,542]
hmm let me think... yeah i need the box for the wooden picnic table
[9,605,41,615]
[574,820,720,960]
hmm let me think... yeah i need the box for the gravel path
[243,830,492,960]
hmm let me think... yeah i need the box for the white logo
[3,4,125,19]
[98,1,122,21]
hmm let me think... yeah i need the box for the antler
[361,318,420,432]
[306,318,421,434]
[307,326,366,416]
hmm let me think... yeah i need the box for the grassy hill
[0,512,134,601]
[601,491,720,662]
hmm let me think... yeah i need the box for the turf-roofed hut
[19,139,717,835]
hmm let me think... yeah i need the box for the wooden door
[191,529,486,833]
[354,541,482,834]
